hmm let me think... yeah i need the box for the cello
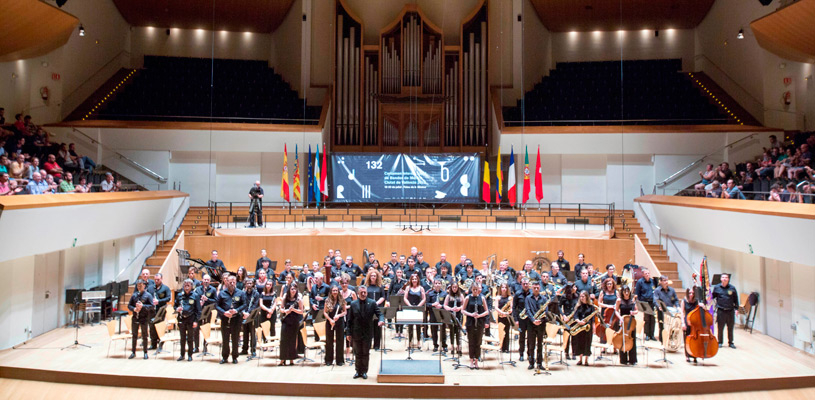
[685,274,718,360]
[612,314,636,353]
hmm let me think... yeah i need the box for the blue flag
[313,145,321,207]
[307,145,313,204]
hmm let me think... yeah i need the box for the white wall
[130,27,271,67]
[551,29,694,71]
[269,0,303,94]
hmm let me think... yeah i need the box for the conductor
[346,286,384,379]
[248,181,264,228]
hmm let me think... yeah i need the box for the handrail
[160,196,188,244]
[96,114,320,124]
[503,118,729,126]
[70,127,167,183]
[636,200,662,249]
[665,235,694,274]
[115,230,158,283]
[62,50,132,113]
[655,133,759,188]
[693,54,764,112]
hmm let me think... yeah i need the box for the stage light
[737,29,744,39]
[655,30,659,37]
[79,25,85,37]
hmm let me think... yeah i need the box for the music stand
[638,301,656,316]
[275,283,285,297]
[430,308,447,356]
[563,270,575,283]
[62,289,91,350]
[198,303,216,357]
[296,282,306,293]
[712,274,723,286]
[383,306,400,343]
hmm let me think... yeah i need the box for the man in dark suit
[346,285,385,379]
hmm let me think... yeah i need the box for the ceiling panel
[0,0,78,61]
[113,0,296,33]
[529,0,715,32]
[751,0,815,64]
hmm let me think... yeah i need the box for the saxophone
[568,305,600,336]
[532,297,553,322]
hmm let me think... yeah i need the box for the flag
[307,145,313,204]
[281,144,290,202]
[496,147,503,203]
[522,146,531,204]
[534,145,543,202]
[313,145,320,206]
[320,144,328,200]
[482,159,491,203]
[507,146,517,206]
[293,144,301,202]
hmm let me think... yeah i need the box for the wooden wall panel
[186,232,633,273]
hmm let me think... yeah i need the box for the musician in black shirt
[148,273,171,350]
[241,279,260,358]
[655,275,678,342]
[215,275,248,364]
[248,181,264,227]
[555,250,571,272]
[175,279,201,361]
[205,250,226,285]
[712,273,739,349]
[524,281,548,370]
[426,278,447,352]
[462,283,489,369]
[128,280,155,359]
[255,249,272,276]
[512,276,530,361]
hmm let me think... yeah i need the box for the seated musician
[522,260,541,284]
[205,250,226,282]
[458,263,478,289]
[421,267,437,291]
[454,254,468,277]
[276,259,295,285]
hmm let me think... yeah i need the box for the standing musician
[513,276,531,362]
[597,278,619,345]
[248,180,264,228]
[255,249,271,276]
[128,279,155,359]
[363,252,377,275]
[255,269,270,292]
[388,268,408,338]
[549,262,567,287]
[615,286,638,365]
[403,257,424,280]
[240,279,260,358]
[444,281,465,357]
[324,286,348,366]
[495,260,513,288]
[712,273,739,349]
[681,287,700,363]
[525,281,549,370]
[346,286,385,379]
[215,275,247,364]
[599,264,620,287]
[575,269,597,301]
[555,250,571,272]
[572,291,595,366]
[559,283,578,359]
[573,253,588,277]
[236,267,248,291]
[462,283,490,369]
[539,272,555,297]
[194,274,217,353]
[186,266,201,288]
[634,268,659,341]
[655,275,679,342]
[426,278,448,353]
[148,273,171,351]
[436,264,453,291]
[415,252,430,273]
[495,282,513,352]
[403,273,426,350]
[386,252,400,272]
[342,256,363,284]
[420,267,437,338]
[279,284,304,366]
[258,279,277,339]
[458,263,479,289]
[309,272,330,340]
[175,279,201,362]
[364,269,386,350]
[454,254,469,277]
[205,251,227,285]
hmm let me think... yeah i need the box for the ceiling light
[737,29,744,40]
[79,24,85,37]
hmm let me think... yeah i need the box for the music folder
[637,300,656,316]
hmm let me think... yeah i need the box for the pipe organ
[333,0,488,152]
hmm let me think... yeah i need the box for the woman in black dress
[462,283,489,369]
[495,283,513,352]
[236,266,248,291]
[389,268,407,338]
[444,281,465,356]
[323,285,347,366]
[258,279,277,338]
[681,287,700,363]
[572,291,596,365]
[403,274,426,350]
[365,269,385,349]
[278,284,303,365]
[615,286,638,365]
[559,284,578,359]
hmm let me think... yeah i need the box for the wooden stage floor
[0,323,814,398]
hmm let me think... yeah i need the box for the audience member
[100,172,120,192]
[43,154,63,179]
[722,179,745,200]
[59,172,78,193]
[26,172,49,195]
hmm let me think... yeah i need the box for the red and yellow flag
[281,144,290,202]
[292,144,301,202]
[482,159,491,204]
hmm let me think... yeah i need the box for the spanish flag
[281,144,290,202]
[482,159,491,204]
[292,144,301,202]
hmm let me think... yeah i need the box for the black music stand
[564,271,575,283]
[388,296,404,341]
[430,308,447,356]
[638,301,656,316]
[62,289,91,350]
[296,282,307,293]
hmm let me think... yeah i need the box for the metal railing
[655,132,759,189]
[503,118,729,127]
[69,127,167,183]
[94,114,320,125]
[206,200,616,231]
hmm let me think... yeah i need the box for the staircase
[182,207,209,236]
[613,210,684,293]
[64,68,139,122]
[687,71,762,127]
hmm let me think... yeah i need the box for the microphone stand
[62,292,91,350]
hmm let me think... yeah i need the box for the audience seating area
[503,59,727,126]
[96,56,321,125]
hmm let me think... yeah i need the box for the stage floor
[1,323,814,398]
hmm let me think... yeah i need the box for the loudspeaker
[759,0,772,5]
[56,0,68,7]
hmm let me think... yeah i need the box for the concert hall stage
[1,324,814,398]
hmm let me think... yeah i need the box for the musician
[186,266,201,288]
[555,250,571,272]
[327,249,335,263]
[403,257,424,280]
[258,279,277,339]
[174,279,201,362]
[248,181,263,227]
[573,253,588,277]
[148,273,171,351]
[495,283,513,352]
[346,285,385,379]
[549,262,567,286]
[572,291,595,366]
[389,268,408,338]
[255,249,272,276]
[403,274,426,349]
[331,256,345,284]
[363,252,377,275]
[397,254,407,271]
[240,279,260,358]
[462,282,489,369]
[586,263,599,282]
[385,252,400,272]
[655,275,679,342]
[539,272,555,297]
[279,284,304,366]
[408,246,419,263]
[575,269,597,300]
[479,260,491,278]
[458,263,478,289]
[523,260,542,284]
[128,280,155,359]
[324,285,347,366]
[364,269,386,349]
[426,278,448,353]
[444,281,465,357]
[205,251,227,284]
[634,268,659,341]
[194,274,217,353]
[559,283,578,359]
[309,272,330,340]
[681,287,700,363]
[510,271,525,296]
[616,286,638,365]
[415,252,430,273]
[495,260,513,287]
[298,261,316,285]
[421,267,436,291]
[437,264,453,289]
[524,281,548,370]
[513,276,530,361]
[331,250,342,267]
[342,256,363,283]
[454,254,468,277]
[599,264,620,286]
[598,278,619,345]
[435,253,452,274]
[277,259,295,285]
[215,275,247,364]
[712,273,739,349]
[255,269,270,292]
[236,266,248,291]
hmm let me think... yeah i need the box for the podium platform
[377,359,444,384]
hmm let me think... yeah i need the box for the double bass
[685,274,718,359]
